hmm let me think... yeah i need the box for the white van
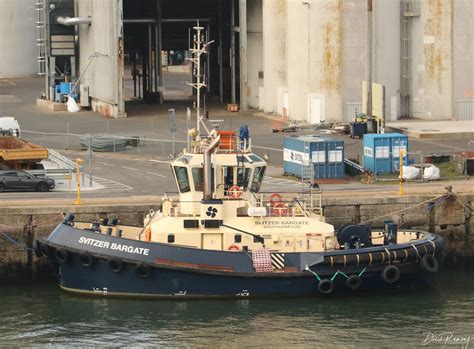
[0,117,21,137]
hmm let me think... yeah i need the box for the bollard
[75,158,83,205]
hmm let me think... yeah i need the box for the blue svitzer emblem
[206,206,218,218]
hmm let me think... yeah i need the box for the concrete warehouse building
[27,0,474,121]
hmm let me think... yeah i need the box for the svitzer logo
[206,206,218,218]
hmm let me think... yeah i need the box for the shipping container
[284,135,345,179]
[363,133,409,174]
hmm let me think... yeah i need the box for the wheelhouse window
[223,166,234,191]
[250,166,266,192]
[192,168,204,192]
[174,166,190,193]
[237,168,250,190]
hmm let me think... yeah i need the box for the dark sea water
[1,268,473,348]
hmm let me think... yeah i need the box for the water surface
[1,268,473,347]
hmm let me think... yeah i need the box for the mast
[187,21,214,135]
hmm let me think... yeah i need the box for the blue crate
[284,135,345,179]
[363,133,409,174]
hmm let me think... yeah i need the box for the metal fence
[345,102,362,122]
[21,130,284,165]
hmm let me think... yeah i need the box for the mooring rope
[0,230,33,251]
[361,194,445,225]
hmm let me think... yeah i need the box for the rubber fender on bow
[381,265,400,284]
[318,279,335,294]
[136,263,152,279]
[79,252,95,268]
[41,243,51,258]
[55,248,69,263]
[419,254,439,273]
[33,240,43,258]
[109,258,124,273]
[346,274,362,290]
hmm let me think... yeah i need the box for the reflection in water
[0,269,473,346]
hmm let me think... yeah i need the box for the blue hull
[56,255,432,299]
[37,222,443,299]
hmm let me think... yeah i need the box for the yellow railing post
[399,150,406,195]
[75,158,83,205]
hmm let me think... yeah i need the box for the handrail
[47,148,79,172]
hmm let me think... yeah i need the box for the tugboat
[35,23,443,299]
[35,129,443,298]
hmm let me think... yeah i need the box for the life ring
[228,185,242,198]
[381,265,400,284]
[136,263,152,279]
[419,254,438,273]
[109,258,124,273]
[79,252,95,268]
[269,193,283,205]
[55,248,69,264]
[318,279,334,294]
[273,201,288,215]
[228,244,240,251]
[346,274,362,290]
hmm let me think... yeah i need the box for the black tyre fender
[79,252,95,268]
[33,240,43,258]
[346,274,362,290]
[41,243,51,258]
[136,263,152,279]
[36,182,49,192]
[55,248,69,263]
[419,254,439,273]
[109,258,124,273]
[381,265,400,284]
[0,183,5,192]
[318,278,334,294]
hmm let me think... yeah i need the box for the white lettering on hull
[78,237,150,256]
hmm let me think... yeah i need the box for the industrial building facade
[29,0,474,121]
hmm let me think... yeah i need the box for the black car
[0,170,55,192]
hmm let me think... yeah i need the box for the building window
[168,234,175,243]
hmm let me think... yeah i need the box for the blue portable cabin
[363,133,409,174]
[283,135,345,179]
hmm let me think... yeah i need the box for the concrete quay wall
[0,194,472,280]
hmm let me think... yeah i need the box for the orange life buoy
[228,244,240,251]
[273,201,288,215]
[145,227,151,242]
[228,185,242,198]
[269,193,283,205]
